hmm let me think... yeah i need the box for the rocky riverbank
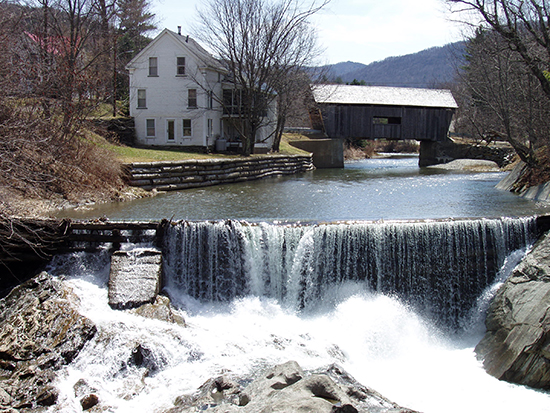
[475,230,550,389]
[496,160,550,202]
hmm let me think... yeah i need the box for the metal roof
[312,84,458,109]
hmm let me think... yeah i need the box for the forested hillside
[324,41,466,88]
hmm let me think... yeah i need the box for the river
[60,155,550,221]
[48,156,550,412]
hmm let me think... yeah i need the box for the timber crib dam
[125,155,315,191]
[0,218,166,294]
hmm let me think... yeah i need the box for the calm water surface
[62,156,550,221]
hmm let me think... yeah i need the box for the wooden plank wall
[321,104,455,141]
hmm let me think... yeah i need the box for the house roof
[311,84,458,109]
[126,28,225,73]
[168,30,225,72]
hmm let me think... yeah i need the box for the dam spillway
[162,217,536,330]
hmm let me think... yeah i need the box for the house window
[188,89,197,108]
[176,57,185,76]
[137,89,146,108]
[207,118,213,137]
[223,89,242,114]
[146,119,155,136]
[149,57,158,76]
[183,119,192,136]
[207,91,213,109]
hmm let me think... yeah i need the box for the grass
[108,145,229,163]
[92,133,311,163]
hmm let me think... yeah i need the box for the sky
[150,0,465,65]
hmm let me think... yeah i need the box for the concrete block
[108,249,162,310]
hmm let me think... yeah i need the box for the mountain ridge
[322,41,466,89]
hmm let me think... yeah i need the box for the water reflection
[60,156,550,221]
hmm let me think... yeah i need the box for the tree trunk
[271,113,285,153]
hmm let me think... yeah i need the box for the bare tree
[448,0,550,168]
[0,0,127,213]
[195,0,328,156]
[447,1,550,102]
[271,69,313,152]
[454,28,550,164]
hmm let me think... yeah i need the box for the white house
[126,28,276,152]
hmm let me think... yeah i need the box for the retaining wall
[125,155,315,191]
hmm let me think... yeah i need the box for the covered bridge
[311,84,458,166]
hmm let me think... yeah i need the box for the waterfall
[162,217,536,330]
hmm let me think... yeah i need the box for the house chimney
[177,26,181,35]
[186,35,189,43]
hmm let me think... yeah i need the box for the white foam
[51,271,550,413]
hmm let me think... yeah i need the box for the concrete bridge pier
[289,139,344,168]
[419,140,439,167]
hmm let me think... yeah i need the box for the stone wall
[125,155,315,191]
[496,161,550,202]
[419,138,515,167]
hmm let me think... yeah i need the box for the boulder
[475,231,550,389]
[108,248,162,309]
[0,272,97,410]
[166,361,418,413]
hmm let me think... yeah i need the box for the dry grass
[373,140,419,153]
[344,143,369,160]
[0,99,127,215]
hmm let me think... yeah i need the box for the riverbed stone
[108,248,162,309]
[0,272,97,410]
[475,231,550,389]
[427,158,500,172]
[129,295,186,325]
[165,361,418,413]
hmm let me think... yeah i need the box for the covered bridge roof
[312,84,458,109]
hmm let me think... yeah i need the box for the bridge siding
[321,104,455,142]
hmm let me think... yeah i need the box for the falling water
[163,217,535,330]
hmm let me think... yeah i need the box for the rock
[475,231,550,389]
[265,360,304,389]
[129,295,185,325]
[80,393,99,410]
[108,248,162,309]
[127,344,166,377]
[73,378,98,398]
[0,272,97,410]
[165,361,418,413]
